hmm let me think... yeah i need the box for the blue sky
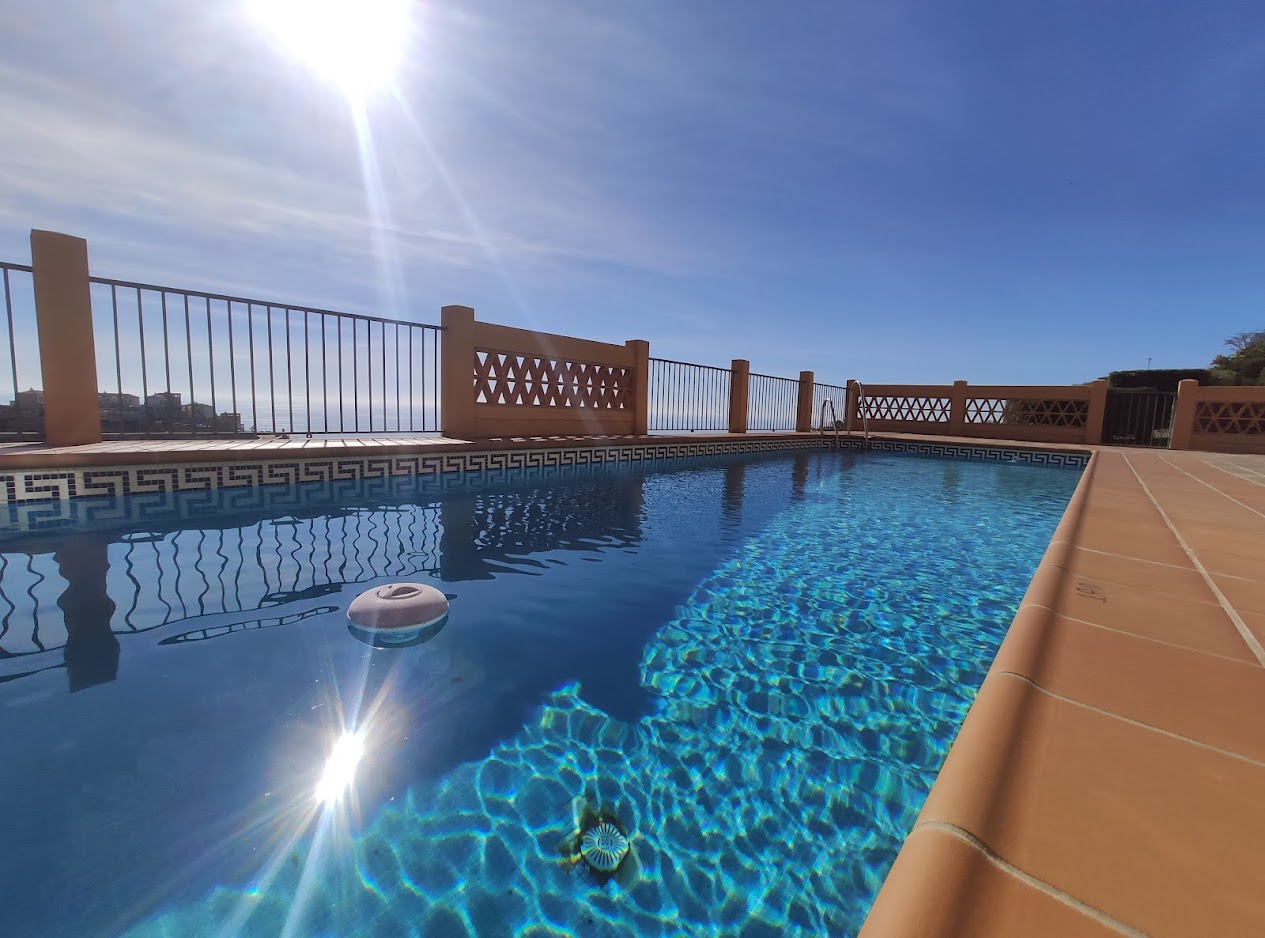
[0,0,1262,385]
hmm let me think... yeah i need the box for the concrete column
[30,230,103,445]
[796,370,814,432]
[1085,378,1109,445]
[728,359,750,434]
[440,305,477,439]
[625,339,650,436]
[1170,379,1199,450]
[949,380,968,436]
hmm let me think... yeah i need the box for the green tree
[1210,330,1265,385]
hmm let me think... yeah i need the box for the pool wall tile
[0,437,1088,505]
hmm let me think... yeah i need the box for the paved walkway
[862,448,1265,938]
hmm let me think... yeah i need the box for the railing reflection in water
[0,468,647,691]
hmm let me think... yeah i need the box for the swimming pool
[0,449,1079,937]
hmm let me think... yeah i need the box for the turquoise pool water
[0,450,1078,936]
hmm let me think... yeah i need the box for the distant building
[145,392,182,411]
[214,412,244,433]
[13,388,43,409]
[99,392,140,409]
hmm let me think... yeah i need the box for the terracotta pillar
[56,537,119,692]
[796,370,814,432]
[625,339,649,436]
[948,380,968,437]
[728,359,750,434]
[1085,378,1109,445]
[30,230,103,445]
[1170,379,1199,450]
[440,305,477,439]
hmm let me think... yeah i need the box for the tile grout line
[1122,453,1265,666]
[1205,455,1265,484]
[1021,602,1262,665]
[1045,564,1222,607]
[914,821,1146,937]
[1158,453,1265,520]
[1048,541,1194,570]
[996,671,1265,769]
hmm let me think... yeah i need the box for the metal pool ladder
[847,379,871,448]
[819,398,841,449]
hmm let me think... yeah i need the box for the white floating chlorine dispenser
[347,583,449,647]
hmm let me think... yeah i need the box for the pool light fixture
[314,731,365,804]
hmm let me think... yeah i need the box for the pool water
[0,450,1078,937]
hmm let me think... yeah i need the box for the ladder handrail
[819,398,840,449]
[848,380,870,447]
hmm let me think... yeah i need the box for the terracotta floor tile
[1211,575,1265,617]
[993,607,1265,761]
[1019,565,1252,660]
[1050,547,1202,595]
[919,675,1265,937]
[1168,522,1265,559]
[1239,610,1265,650]
[1067,518,1189,565]
[1193,548,1265,582]
[858,826,1122,938]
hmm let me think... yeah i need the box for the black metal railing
[648,357,731,432]
[0,262,42,440]
[88,277,442,436]
[1102,389,1176,448]
[812,382,848,430]
[748,372,799,431]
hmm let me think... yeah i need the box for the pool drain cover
[580,822,629,873]
[559,798,635,887]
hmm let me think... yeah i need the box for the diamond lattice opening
[1195,401,1265,434]
[474,351,630,410]
[965,398,1088,428]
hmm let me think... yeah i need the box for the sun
[246,0,411,100]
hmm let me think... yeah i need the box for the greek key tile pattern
[838,437,1089,468]
[0,439,821,506]
[0,437,1087,507]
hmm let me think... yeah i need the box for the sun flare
[314,731,365,804]
[246,0,411,100]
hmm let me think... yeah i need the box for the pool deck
[2,432,1262,934]
[0,431,823,469]
[862,446,1265,938]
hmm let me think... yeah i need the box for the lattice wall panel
[966,398,1088,428]
[1196,401,1265,434]
[474,350,631,410]
[860,395,950,423]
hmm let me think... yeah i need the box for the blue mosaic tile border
[837,437,1089,469]
[0,437,1088,507]
[0,438,826,505]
